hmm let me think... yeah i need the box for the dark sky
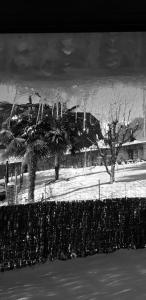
[0,32,145,83]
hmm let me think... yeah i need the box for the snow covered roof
[123,139,146,147]
[81,139,146,152]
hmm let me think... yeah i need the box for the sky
[0,79,145,124]
[0,32,145,125]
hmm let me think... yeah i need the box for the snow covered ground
[0,161,146,205]
[16,161,146,203]
[1,249,146,299]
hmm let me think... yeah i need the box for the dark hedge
[0,198,146,272]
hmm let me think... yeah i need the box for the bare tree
[85,101,140,183]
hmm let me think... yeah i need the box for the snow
[1,161,146,206]
[123,140,146,146]
[1,249,146,299]
[20,161,146,203]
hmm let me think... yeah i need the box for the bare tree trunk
[54,152,60,181]
[110,163,115,183]
[28,151,37,202]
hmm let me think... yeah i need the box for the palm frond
[32,139,50,159]
[1,137,26,159]
[0,129,14,146]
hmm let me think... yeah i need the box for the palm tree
[0,99,80,199]
[45,125,67,180]
[44,104,84,180]
[44,103,104,180]
[0,104,50,202]
[0,98,100,200]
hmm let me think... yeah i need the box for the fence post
[98,179,100,200]
[125,183,126,198]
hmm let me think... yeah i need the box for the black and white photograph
[1,30,146,299]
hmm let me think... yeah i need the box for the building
[119,138,146,162]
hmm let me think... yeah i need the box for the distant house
[87,138,146,164]
[118,138,146,162]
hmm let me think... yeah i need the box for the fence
[0,198,146,272]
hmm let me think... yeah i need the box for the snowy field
[1,249,146,299]
[17,161,146,203]
[0,161,146,205]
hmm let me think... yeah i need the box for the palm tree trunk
[54,152,60,180]
[5,160,9,184]
[28,151,37,202]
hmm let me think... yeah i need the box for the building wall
[117,149,129,162]
[118,144,146,161]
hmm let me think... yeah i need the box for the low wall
[0,197,146,272]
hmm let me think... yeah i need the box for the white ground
[1,249,146,299]
[0,161,146,205]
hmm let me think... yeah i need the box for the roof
[122,139,146,147]
[81,139,146,151]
